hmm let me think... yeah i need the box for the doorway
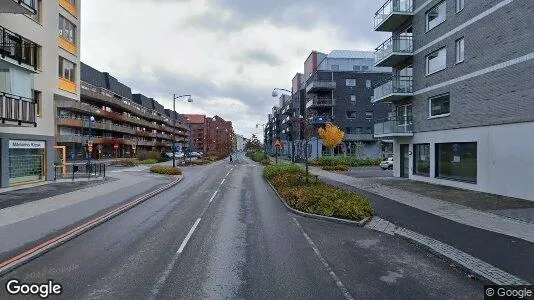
[400,144,409,178]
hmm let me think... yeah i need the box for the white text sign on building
[9,140,46,149]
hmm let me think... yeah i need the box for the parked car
[165,152,184,158]
[380,157,394,170]
[188,151,202,158]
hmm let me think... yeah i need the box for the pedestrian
[229,155,233,162]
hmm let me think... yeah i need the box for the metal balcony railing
[0,91,36,126]
[0,25,39,70]
[375,36,413,64]
[373,76,413,102]
[374,0,414,31]
[374,117,413,136]
[306,81,336,93]
[16,0,37,14]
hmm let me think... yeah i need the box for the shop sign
[9,140,45,149]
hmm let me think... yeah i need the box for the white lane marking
[150,218,201,299]
[208,190,218,203]
[220,178,226,185]
[291,217,355,300]
[177,218,201,254]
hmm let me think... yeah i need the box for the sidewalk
[0,167,175,258]
[309,166,534,243]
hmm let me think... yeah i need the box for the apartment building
[372,0,534,200]
[301,50,392,158]
[0,0,80,187]
[56,62,189,159]
[180,114,206,153]
[204,115,233,157]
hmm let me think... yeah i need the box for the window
[26,0,42,23]
[429,94,450,117]
[346,79,356,86]
[365,80,371,88]
[456,0,464,12]
[365,127,372,134]
[346,127,352,134]
[413,144,430,176]
[59,15,77,43]
[346,111,357,119]
[426,47,446,75]
[353,65,361,71]
[426,1,446,31]
[361,66,369,71]
[350,95,356,105]
[365,112,373,120]
[456,38,465,63]
[58,56,76,82]
[354,127,362,133]
[331,64,339,71]
[33,90,42,116]
[0,69,10,92]
[436,142,477,183]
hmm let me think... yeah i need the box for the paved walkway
[309,166,534,243]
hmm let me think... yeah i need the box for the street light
[272,88,295,162]
[87,115,95,168]
[172,94,193,167]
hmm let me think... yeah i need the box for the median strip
[0,176,183,276]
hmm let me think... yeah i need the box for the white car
[165,152,184,158]
[380,157,394,170]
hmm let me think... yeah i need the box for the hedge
[322,165,350,172]
[150,165,183,175]
[138,159,158,165]
[110,158,138,167]
[310,156,381,167]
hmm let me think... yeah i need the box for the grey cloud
[237,49,283,66]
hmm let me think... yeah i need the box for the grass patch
[246,151,268,163]
[263,164,373,221]
[322,165,349,172]
[110,158,138,167]
[150,165,183,175]
[138,158,158,165]
[310,156,381,167]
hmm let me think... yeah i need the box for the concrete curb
[265,180,369,227]
[0,175,183,276]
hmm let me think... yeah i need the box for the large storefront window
[413,144,430,176]
[436,142,477,183]
[8,140,46,185]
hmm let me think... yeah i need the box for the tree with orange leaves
[318,123,345,161]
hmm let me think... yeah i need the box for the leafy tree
[318,123,345,164]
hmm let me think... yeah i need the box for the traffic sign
[88,141,93,147]
[88,146,93,152]
[114,144,119,150]
[274,140,282,149]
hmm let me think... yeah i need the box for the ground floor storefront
[0,133,55,188]
[392,122,534,201]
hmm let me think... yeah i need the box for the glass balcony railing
[306,96,336,108]
[372,76,413,103]
[374,117,413,137]
[374,0,414,31]
[0,91,36,126]
[375,36,413,65]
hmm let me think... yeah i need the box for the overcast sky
[81,0,389,138]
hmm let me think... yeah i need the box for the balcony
[0,91,36,127]
[374,0,414,32]
[306,96,336,109]
[374,117,413,138]
[345,133,376,141]
[0,25,39,70]
[375,36,413,67]
[0,0,37,14]
[306,80,336,94]
[372,76,413,103]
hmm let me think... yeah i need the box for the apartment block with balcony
[55,62,188,160]
[0,0,80,187]
[179,114,206,153]
[204,115,233,157]
[372,0,534,200]
[302,50,392,159]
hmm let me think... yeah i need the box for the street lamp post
[87,115,95,168]
[172,94,193,167]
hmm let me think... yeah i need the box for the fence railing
[1,25,39,69]
[374,0,414,29]
[373,75,413,101]
[375,36,413,63]
[54,163,106,181]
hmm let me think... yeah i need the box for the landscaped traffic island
[264,164,373,221]
[150,165,183,175]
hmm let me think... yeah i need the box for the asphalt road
[0,153,483,299]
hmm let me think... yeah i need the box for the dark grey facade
[372,0,534,199]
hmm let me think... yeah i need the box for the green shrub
[248,151,268,163]
[322,165,349,172]
[263,163,305,180]
[138,158,158,164]
[310,156,381,167]
[266,171,373,220]
[261,158,271,166]
[150,165,183,175]
[137,151,161,161]
[110,158,138,167]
